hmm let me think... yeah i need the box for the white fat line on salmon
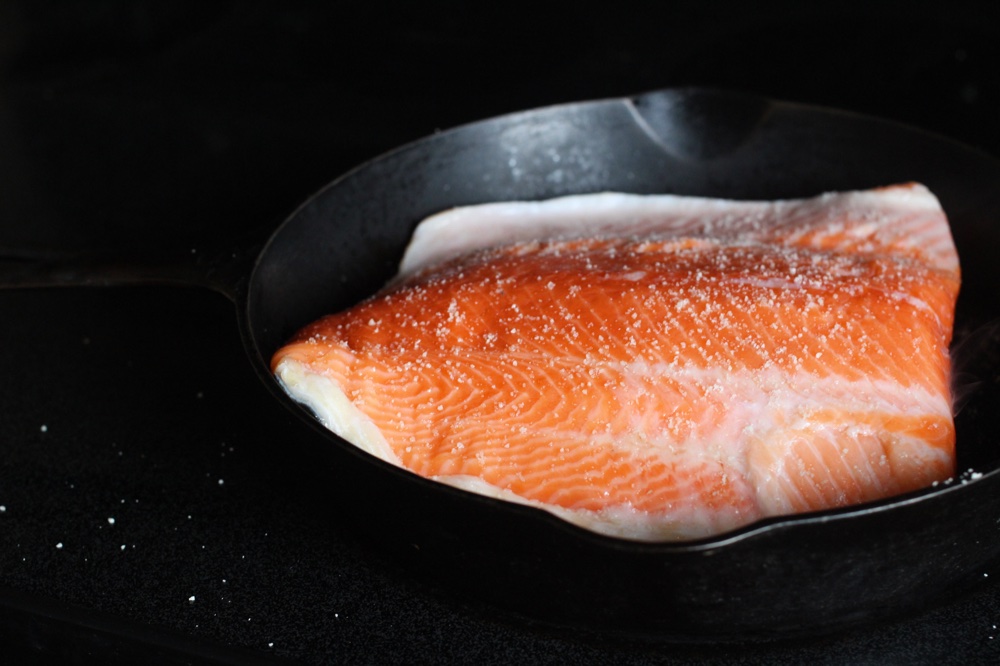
[399,185,954,278]
[434,473,749,542]
[274,359,401,466]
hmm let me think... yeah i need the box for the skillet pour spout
[7,88,1000,639]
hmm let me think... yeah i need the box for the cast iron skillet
[5,88,1000,641]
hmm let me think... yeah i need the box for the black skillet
[6,88,1000,641]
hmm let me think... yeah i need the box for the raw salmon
[272,183,959,541]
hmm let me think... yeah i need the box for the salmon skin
[272,183,960,541]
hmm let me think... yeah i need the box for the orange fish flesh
[271,184,959,541]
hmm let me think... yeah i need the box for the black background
[1,1,999,663]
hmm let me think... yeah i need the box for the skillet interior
[242,88,1000,639]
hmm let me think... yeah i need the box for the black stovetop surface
[2,2,1000,663]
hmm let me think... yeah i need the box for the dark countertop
[2,2,1000,663]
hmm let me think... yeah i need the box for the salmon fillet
[272,183,960,541]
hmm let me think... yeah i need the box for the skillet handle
[0,240,259,302]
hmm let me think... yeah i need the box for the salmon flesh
[272,184,959,541]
